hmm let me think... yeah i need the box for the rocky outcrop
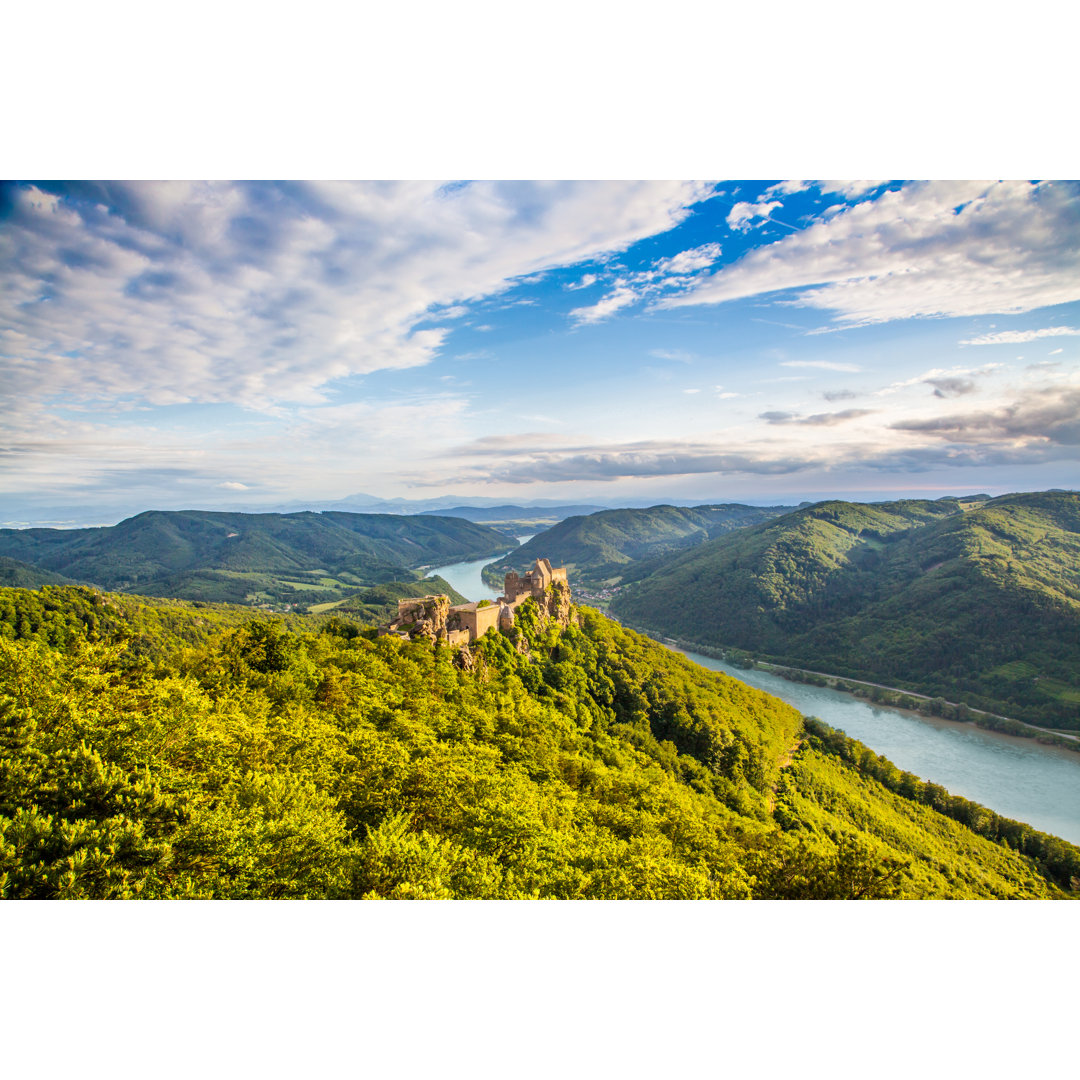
[546,580,572,628]
[386,594,451,642]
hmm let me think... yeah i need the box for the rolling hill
[611,491,1080,729]
[0,510,516,608]
[483,503,797,590]
[0,556,80,589]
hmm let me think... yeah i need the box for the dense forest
[612,491,1080,730]
[2,583,1075,899]
[0,510,516,609]
[484,503,797,590]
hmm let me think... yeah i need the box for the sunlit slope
[611,491,1080,728]
[1,584,1073,898]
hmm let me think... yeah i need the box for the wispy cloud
[565,273,597,290]
[653,243,722,274]
[875,364,1001,397]
[763,180,810,197]
[925,376,976,398]
[781,360,862,372]
[570,285,640,325]
[760,409,875,426]
[816,180,888,199]
[961,327,1080,345]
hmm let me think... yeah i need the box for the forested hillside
[0,510,515,609]
[0,557,78,589]
[484,503,795,590]
[611,491,1080,729]
[2,583,1074,899]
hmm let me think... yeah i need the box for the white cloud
[570,285,640,325]
[1050,348,1064,355]
[780,360,862,372]
[0,180,712,409]
[764,181,810,197]
[650,349,696,363]
[654,243,722,274]
[682,388,701,394]
[961,326,1080,345]
[726,200,782,232]
[816,180,888,198]
[218,481,249,490]
[665,181,1080,327]
[875,363,1002,397]
[565,273,598,290]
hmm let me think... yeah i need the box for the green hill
[0,510,516,609]
[1,583,1074,898]
[0,556,79,589]
[483,503,795,591]
[611,491,1080,729]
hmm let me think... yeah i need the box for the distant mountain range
[416,503,607,524]
[0,509,516,608]
[611,491,1080,730]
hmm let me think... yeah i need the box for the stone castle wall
[380,559,569,645]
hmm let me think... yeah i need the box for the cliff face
[546,580,572,628]
[395,595,451,642]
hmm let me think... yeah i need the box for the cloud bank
[663,181,1080,326]
[0,180,712,408]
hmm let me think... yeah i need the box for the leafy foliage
[0,584,1073,899]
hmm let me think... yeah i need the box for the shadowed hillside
[0,557,79,589]
[484,503,796,590]
[612,491,1080,729]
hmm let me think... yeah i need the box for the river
[427,550,1080,845]
[424,535,535,602]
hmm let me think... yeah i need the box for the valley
[428,528,1080,851]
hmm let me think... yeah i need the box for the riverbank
[614,618,1080,755]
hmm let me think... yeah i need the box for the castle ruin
[380,558,570,645]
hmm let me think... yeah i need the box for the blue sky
[2,179,1079,524]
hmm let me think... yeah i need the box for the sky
[2,179,1079,525]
